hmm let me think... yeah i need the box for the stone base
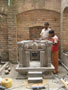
[16,64,54,74]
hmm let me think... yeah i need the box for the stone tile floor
[0,63,68,90]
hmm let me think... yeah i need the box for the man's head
[49,30,55,37]
[44,22,49,29]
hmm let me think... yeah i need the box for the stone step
[28,71,42,77]
[28,77,43,83]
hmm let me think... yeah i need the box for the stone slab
[28,71,42,77]
[28,77,43,83]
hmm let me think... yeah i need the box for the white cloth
[0,77,2,84]
[40,28,51,39]
[52,35,58,43]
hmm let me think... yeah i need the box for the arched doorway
[29,26,43,40]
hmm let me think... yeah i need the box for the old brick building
[0,0,68,63]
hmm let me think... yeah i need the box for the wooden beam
[61,79,68,90]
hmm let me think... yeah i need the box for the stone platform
[16,64,54,74]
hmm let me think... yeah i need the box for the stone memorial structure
[16,40,54,74]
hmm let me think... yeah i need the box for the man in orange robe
[49,30,59,74]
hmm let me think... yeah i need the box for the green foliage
[11,0,14,4]
[8,0,14,6]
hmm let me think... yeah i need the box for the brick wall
[0,0,8,61]
[15,0,61,14]
[61,0,68,51]
[63,8,68,51]
[0,0,64,62]
[7,5,18,63]
[0,14,8,61]
[17,9,60,41]
[29,26,43,40]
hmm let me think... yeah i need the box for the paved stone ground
[0,63,68,90]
